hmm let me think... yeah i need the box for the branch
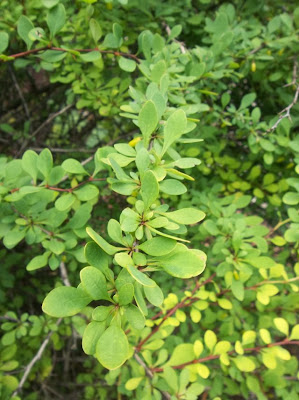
[151,339,299,373]
[59,261,71,287]
[2,46,140,64]
[270,61,298,132]
[16,104,73,157]
[133,354,171,400]
[12,318,62,396]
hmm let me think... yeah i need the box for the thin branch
[270,60,298,132]
[134,354,171,400]
[163,23,187,54]
[29,147,94,153]
[2,46,140,63]
[8,64,31,122]
[151,339,299,373]
[12,318,62,397]
[59,262,71,287]
[16,104,73,157]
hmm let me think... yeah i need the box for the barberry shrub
[0,1,298,399]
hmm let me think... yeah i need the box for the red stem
[151,339,299,372]
[2,46,140,63]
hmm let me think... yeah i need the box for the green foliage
[0,1,298,399]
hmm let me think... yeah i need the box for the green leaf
[162,109,187,154]
[197,363,210,379]
[107,219,123,244]
[80,51,101,62]
[85,242,109,271]
[259,329,271,344]
[159,179,187,195]
[204,330,217,351]
[118,283,134,305]
[239,93,256,110]
[231,279,244,301]
[218,298,232,310]
[163,366,178,392]
[124,304,145,329]
[49,239,65,255]
[158,248,206,279]
[127,265,156,287]
[274,318,289,336]
[92,305,114,321]
[168,24,182,40]
[234,356,256,372]
[42,287,92,317]
[283,192,299,205]
[74,184,99,201]
[125,377,143,391]
[138,100,158,147]
[290,325,299,340]
[82,321,105,355]
[161,208,205,225]
[3,230,25,249]
[62,158,87,175]
[26,252,50,271]
[86,227,123,255]
[96,325,129,370]
[89,18,102,43]
[141,170,159,210]
[166,343,195,366]
[80,267,110,301]
[17,15,34,49]
[42,0,60,8]
[144,284,164,307]
[138,237,177,256]
[22,150,38,183]
[118,57,136,72]
[47,4,66,38]
[37,148,53,179]
[0,32,9,53]
[55,193,75,211]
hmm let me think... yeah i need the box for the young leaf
[47,4,66,39]
[96,325,129,370]
[42,287,92,317]
[138,100,158,147]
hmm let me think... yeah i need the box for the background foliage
[0,0,298,399]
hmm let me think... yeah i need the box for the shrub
[0,1,298,399]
